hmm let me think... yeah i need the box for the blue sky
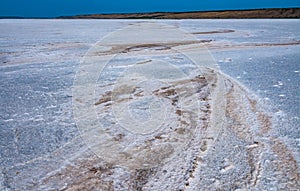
[1,0,300,17]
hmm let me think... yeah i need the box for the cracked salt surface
[0,19,299,190]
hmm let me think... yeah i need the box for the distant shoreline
[58,8,300,19]
[1,8,300,19]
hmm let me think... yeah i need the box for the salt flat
[0,19,299,190]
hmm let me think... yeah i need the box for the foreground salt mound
[6,64,298,190]
[33,68,298,191]
[70,22,299,190]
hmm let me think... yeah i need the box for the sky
[0,0,300,17]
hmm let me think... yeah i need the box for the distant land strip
[56,8,300,19]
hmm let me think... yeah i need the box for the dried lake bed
[0,19,299,190]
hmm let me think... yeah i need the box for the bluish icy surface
[0,19,299,190]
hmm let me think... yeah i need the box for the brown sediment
[153,86,176,97]
[94,96,111,106]
[129,168,157,191]
[154,135,163,140]
[246,96,257,112]
[180,120,189,126]
[39,158,115,191]
[175,109,183,116]
[136,60,152,65]
[207,41,300,50]
[256,41,300,47]
[121,44,171,53]
[246,95,271,134]
[112,133,125,141]
[192,29,235,35]
[257,112,272,134]
[134,91,144,97]
[224,79,253,141]
[92,40,210,56]
[185,156,203,188]
[271,139,300,185]
[94,91,112,105]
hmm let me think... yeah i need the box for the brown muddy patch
[95,91,112,105]
[92,40,212,56]
[271,139,300,189]
[257,112,272,134]
[192,29,235,35]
